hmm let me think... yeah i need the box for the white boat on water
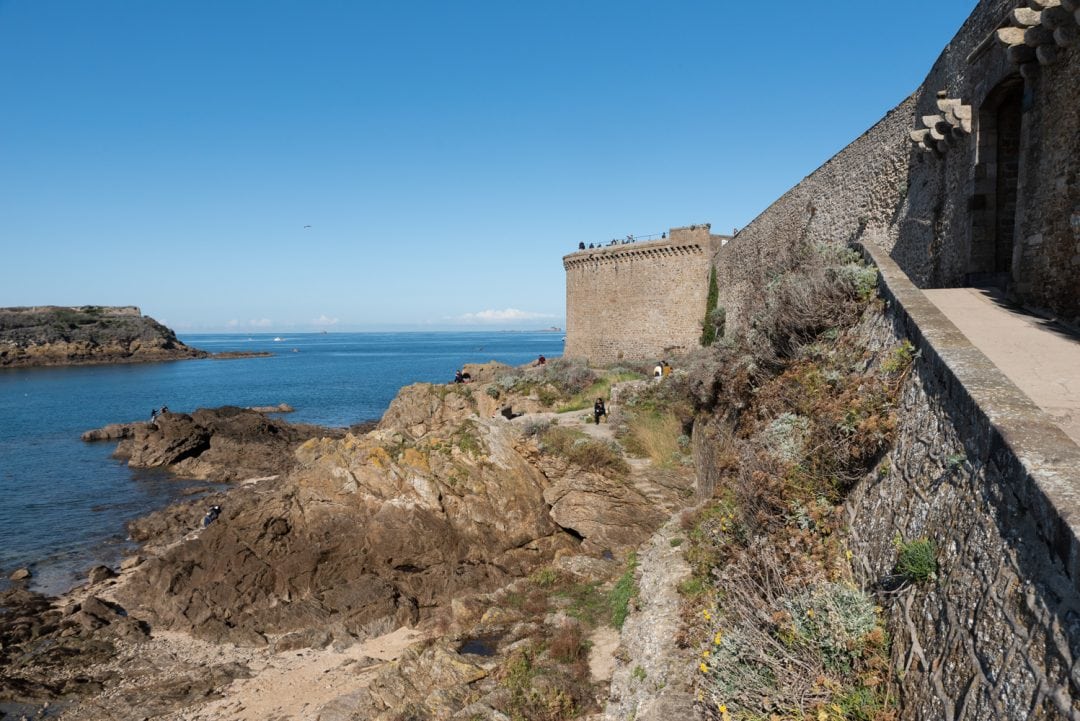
[273,337,284,342]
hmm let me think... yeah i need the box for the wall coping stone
[858,239,1080,589]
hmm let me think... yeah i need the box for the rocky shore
[0,306,270,368]
[1,360,697,720]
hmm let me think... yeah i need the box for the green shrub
[521,418,552,438]
[882,340,916,374]
[895,537,936,584]
[540,358,598,396]
[783,583,879,673]
[528,566,560,589]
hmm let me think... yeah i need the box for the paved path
[923,287,1080,446]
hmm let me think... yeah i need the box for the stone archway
[969,77,1024,286]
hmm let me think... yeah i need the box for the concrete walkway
[923,287,1080,446]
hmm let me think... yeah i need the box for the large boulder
[377,383,478,439]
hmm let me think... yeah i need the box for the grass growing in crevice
[485,554,645,721]
[894,537,936,585]
[609,552,639,630]
[556,370,646,412]
[538,426,629,477]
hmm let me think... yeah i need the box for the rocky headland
[0,306,269,368]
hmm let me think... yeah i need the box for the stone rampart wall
[843,242,1080,719]
[713,0,1078,330]
[687,243,1080,718]
[563,227,721,365]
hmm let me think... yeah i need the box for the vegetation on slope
[644,243,912,720]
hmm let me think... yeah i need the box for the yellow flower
[702,649,711,658]
[806,608,815,618]
[817,709,829,721]
[713,632,723,645]
[845,549,853,560]
[699,662,708,673]
[703,609,712,620]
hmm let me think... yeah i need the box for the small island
[0,305,268,368]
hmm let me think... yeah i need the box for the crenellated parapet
[563,237,710,271]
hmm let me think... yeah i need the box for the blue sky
[0,1,976,331]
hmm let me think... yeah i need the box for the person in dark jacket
[593,398,607,425]
[202,505,221,528]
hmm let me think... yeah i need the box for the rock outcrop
[8,371,694,718]
[111,385,579,646]
[0,305,207,367]
[0,305,271,367]
[0,587,150,705]
[102,406,346,481]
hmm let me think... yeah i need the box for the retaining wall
[844,242,1080,719]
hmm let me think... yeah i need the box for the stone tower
[562,225,728,365]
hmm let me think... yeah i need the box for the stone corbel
[995,0,1080,65]
[909,92,972,152]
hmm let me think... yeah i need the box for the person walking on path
[593,397,607,425]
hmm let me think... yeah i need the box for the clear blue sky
[0,1,976,331]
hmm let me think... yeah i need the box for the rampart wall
[713,0,1078,332]
[687,0,1080,714]
[850,243,1080,719]
[563,226,723,365]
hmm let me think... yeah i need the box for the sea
[0,331,564,596]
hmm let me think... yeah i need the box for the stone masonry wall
[686,246,1080,718]
[563,226,722,365]
[844,243,1080,719]
[712,0,1078,330]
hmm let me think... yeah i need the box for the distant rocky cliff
[0,305,207,367]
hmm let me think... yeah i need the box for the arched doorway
[969,78,1024,287]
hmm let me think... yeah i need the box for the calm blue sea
[0,331,563,595]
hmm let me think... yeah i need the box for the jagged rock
[0,588,120,705]
[554,554,619,581]
[331,639,490,720]
[80,422,142,442]
[113,393,578,645]
[272,628,332,652]
[543,471,666,553]
[86,565,116,585]
[110,406,345,482]
[117,413,212,468]
[461,361,516,384]
[377,383,479,439]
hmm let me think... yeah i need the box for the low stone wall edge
[856,239,1080,590]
